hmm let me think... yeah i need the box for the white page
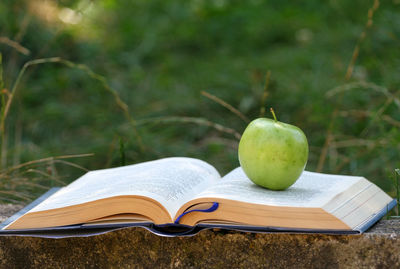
[29,157,220,219]
[193,167,363,208]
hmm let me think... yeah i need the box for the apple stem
[270,107,278,122]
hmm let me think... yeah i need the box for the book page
[193,167,365,208]
[29,157,221,219]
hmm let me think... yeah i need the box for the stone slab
[1,204,399,268]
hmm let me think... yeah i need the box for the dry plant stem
[332,138,386,148]
[53,160,89,172]
[0,57,144,168]
[359,97,393,136]
[4,153,94,174]
[23,173,66,187]
[338,109,400,128]
[327,82,400,132]
[345,0,380,81]
[201,91,249,123]
[61,59,144,152]
[333,150,364,174]
[58,58,145,151]
[381,114,400,128]
[0,197,20,203]
[1,58,63,137]
[22,182,50,191]
[23,168,61,179]
[0,190,33,201]
[12,117,23,166]
[0,37,30,56]
[5,13,32,84]
[0,131,7,170]
[49,161,59,187]
[105,136,118,168]
[199,137,239,150]
[317,0,380,172]
[16,175,65,189]
[326,81,400,109]
[330,137,390,173]
[18,181,51,190]
[14,14,31,43]
[137,116,242,140]
[0,58,61,169]
[259,71,271,118]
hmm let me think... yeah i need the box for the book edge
[355,198,397,233]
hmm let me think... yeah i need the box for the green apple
[238,111,308,190]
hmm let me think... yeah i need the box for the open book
[0,157,396,237]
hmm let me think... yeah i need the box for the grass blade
[137,116,242,140]
[201,91,249,123]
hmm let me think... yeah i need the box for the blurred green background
[0,0,399,203]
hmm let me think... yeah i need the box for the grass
[0,0,399,215]
[316,0,380,172]
[0,153,92,203]
[0,53,137,202]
